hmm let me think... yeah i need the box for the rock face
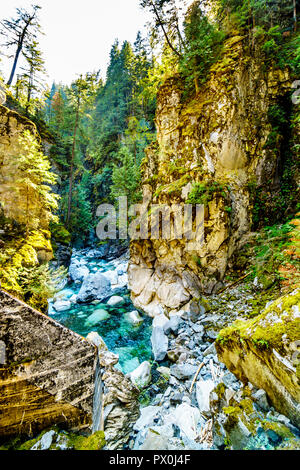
[99,349,140,450]
[128,36,293,315]
[0,289,97,439]
[216,289,300,428]
[0,106,54,309]
[151,326,169,361]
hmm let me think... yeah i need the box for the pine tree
[110,146,141,206]
[20,40,47,115]
[65,72,99,228]
[0,5,42,86]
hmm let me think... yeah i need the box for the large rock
[153,313,169,328]
[103,270,118,286]
[125,310,144,326]
[77,272,112,303]
[129,361,152,388]
[128,41,294,313]
[86,332,108,352]
[216,289,300,427]
[106,296,125,307]
[133,406,161,432]
[151,326,169,361]
[85,309,110,327]
[100,360,140,450]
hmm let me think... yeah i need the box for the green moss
[186,181,231,207]
[50,222,71,246]
[18,429,50,450]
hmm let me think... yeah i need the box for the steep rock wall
[0,289,97,439]
[0,105,54,308]
[129,36,292,316]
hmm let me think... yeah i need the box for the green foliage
[16,130,59,230]
[187,181,231,206]
[250,222,296,288]
[18,263,66,312]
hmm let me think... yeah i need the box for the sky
[0,0,151,86]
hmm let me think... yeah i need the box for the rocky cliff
[129,36,295,317]
[0,289,97,439]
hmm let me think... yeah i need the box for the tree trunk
[66,105,80,228]
[293,0,297,32]
[7,40,23,87]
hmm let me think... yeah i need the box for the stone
[53,300,71,312]
[157,366,171,380]
[191,323,205,335]
[77,272,111,303]
[133,406,161,432]
[123,357,140,375]
[170,392,183,405]
[196,380,215,416]
[139,429,169,450]
[216,289,300,428]
[151,327,169,361]
[164,316,183,335]
[69,260,89,282]
[153,313,169,328]
[222,371,239,389]
[167,347,187,363]
[252,389,269,412]
[0,290,96,439]
[129,361,151,388]
[101,367,140,450]
[31,430,56,450]
[164,404,201,440]
[106,296,125,307]
[125,310,144,326]
[85,309,110,326]
[170,363,198,380]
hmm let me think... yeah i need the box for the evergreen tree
[16,130,59,232]
[65,72,99,228]
[20,40,47,114]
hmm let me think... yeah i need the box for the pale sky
[0,0,151,86]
